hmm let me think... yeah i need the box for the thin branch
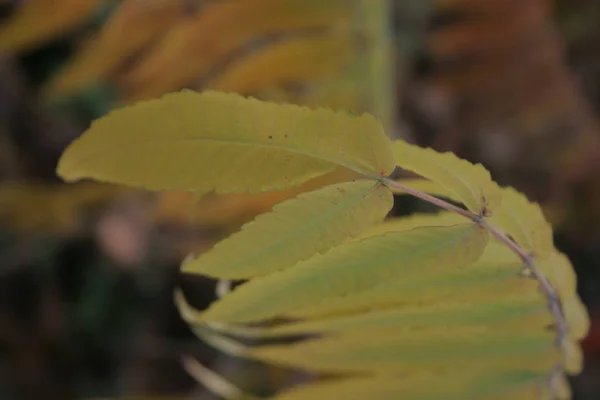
[481,220,567,338]
[381,177,568,338]
[381,178,480,221]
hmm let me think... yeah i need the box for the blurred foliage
[0,0,396,130]
[0,0,600,398]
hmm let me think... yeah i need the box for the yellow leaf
[488,186,553,259]
[284,250,530,319]
[560,337,584,375]
[562,295,590,341]
[250,325,557,374]
[539,250,577,300]
[182,180,393,279]
[260,294,551,339]
[273,373,549,400]
[43,0,186,99]
[57,90,395,194]
[392,140,502,215]
[266,243,532,320]
[0,0,103,53]
[198,224,488,323]
[198,243,543,339]
[207,34,353,95]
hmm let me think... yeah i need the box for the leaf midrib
[60,136,386,180]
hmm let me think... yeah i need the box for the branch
[382,178,568,338]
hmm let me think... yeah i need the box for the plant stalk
[382,178,568,338]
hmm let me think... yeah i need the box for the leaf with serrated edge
[182,180,393,279]
[260,295,551,338]
[539,250,577,299]
[274,265,546,318]
[488,186,553,259]
[249,325,557,374]
[57,91,395,194]
[561,337,584,375]
[198,224,488,323]
[392,140,502,215]
[562,295,590,341]
[273,373,549,400]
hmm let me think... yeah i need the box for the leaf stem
[381,178,480,221]
[480,220,567,337]
[382,177,568,338]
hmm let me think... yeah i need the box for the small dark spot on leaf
[268,135,273,139]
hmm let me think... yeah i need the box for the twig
[381,178,568,338]
[382,178,479,221]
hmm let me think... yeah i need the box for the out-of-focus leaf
[206,34,353,94]
[120,0,352,102]
[43,0,187,99]
[0,181,124,233]
[0,0,104,53]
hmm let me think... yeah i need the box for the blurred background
[0,0,599,398]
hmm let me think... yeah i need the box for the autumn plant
[57,91,589,399]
